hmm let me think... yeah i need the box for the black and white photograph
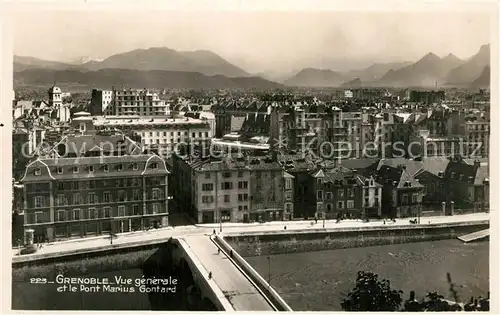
[5,1,497,312]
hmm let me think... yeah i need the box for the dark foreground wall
[12,239,216,311]
[226,222,489,257]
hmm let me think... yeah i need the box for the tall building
[90,88,170,116]
[20,154,170,241]
[90,89,113,115]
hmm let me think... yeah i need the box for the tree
[341,271,403,311]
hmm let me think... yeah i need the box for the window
[237,193,249,202]
[152,189,160,200]
[326,192,333,200]
[104,164,109,172]
[238,171,244,178]
[34,196,44,208]
[224,195,230,203]
[221,182,233,190]
[317,190,323,200]
[57,167,63,174]
[347,200,355,209]
[103,207,111,218]
[118,190,126,202]
[412,193,418,203]
[204,172,211,179]
[72,181,80,190]
[56,194,66,206]
[89,165,94,173]
[223,172,232,178]
[118,205,126,217]
[285,191,292,201]
[133,190,140,201]
[133,204,140,215]
[132,163,138,170]
[73,209,80,221]
[87,193,97,204]
[35,211,45,223]
[35,168,41,176]
[117,164,123,171]
[326,204,333,212]
[402,193,409,205]
[202,195,214,204]
[337,201,344,209]
[56,210,65,222]
[73,166,79,173]
[285,179,292,189]
[338,189,344,197]
[152,203,160,214]
[103,191,111,203]
[151,163,158,170]
[285,203,293,212]
[238,181,248,189]
[202,183,214,191]
[72,193,80,205]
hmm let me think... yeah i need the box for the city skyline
[12,9,492,73]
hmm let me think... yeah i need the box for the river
[245,239,489,311]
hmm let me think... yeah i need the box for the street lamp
[219,210,222,233]
[323,211,325,228]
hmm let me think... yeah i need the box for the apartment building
[171,154,294,223]
[90,88,170,116]
[90,89,113,115]
[309,167,383,219]
[93,116,212,156]
[20,154,170,242]
[464,114,490,158]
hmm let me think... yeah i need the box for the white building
[92,115,212,156]
[90,88,170,117]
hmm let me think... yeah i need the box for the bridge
[457,228,489,243]
[12,213,489,311]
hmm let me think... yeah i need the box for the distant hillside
[14,68,282,90]
[341,77,363,88]
[284,68,347,87]
[80,47,249,77]
[14,56,78,72]
[445,44,490,86]
[378,52,463,87]
[470,66,490,88]
[345,61,412,82]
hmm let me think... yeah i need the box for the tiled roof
[340,158,380,170]
[421,157,450,176]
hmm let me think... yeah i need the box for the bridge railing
[213,234,293,312]
[174,238,235,311]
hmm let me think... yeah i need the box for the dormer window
[35,168,41,176]
[117,164,123,171]
[89,165,94,173]
[103,164,109,172]
[132,163,138,170]
[73,166,79,173]
[57,167,63,174]
[152,163,158,170]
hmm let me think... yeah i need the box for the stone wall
[226,223,489,257]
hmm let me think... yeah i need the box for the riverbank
[226,221,489,257]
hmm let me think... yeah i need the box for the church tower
[48,84,62,108]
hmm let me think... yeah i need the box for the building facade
[171,154,294,224]
[90,88,170,116]
[20,155,169,242]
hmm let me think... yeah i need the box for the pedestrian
[230,250,233,258]
[217,248,220,254]
[383,219,386,225]
[284,226,287,230]
[208,271,212,279]
[213,229,216,235]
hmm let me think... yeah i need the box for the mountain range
[13,44,490,89]
[14,68,282,90]
[284,44,490,88]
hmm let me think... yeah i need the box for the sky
[11,7,493,74]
